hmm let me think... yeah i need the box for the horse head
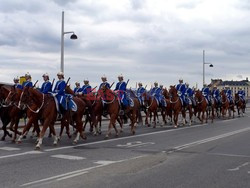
[65,85,74,95]
[169,85,178,98]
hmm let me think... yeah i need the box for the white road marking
[20,155,146,187]
[56,171,89,181]
[170,127,250,152]
[117,141,155,148]
[51,154,85,160]
[228,162,249,171]
[0,151,43,159]
[209,153,250,158]
[0,147,20,151]
[94,160,117,165]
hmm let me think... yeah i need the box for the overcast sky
[0,0,250,89]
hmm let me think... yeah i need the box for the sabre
[126,79,130,85]
[66,77,71,85]
[91,86,97,92]
[110,82,115,88]
[32,80,38,88]
[50,78,55,90]
[145,85,147,89]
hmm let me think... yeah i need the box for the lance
[66,77,71,85]
[32,80,38,88]
[110,82,115,88]
[50,78,55,90]
[90,86,97,92]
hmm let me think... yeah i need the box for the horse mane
[65,85,74,95]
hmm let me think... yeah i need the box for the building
[208,78,250,97]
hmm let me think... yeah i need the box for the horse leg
[153,111,157,128]
[117,116,123,133]
[35,119,51,149]
[17,116,35,144]
[145,110,149,126]
[189,107,193,126]
[73,116,85,144]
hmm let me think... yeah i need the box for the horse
[235,93,245,117]
[0,85,13,140]
[162,88,172,124]
[141,91,158,128]
[195,90,215,123]
[18,87,58,149]
[194,90,209,123]
[212,96,221,118]
[123,89,141,134]
[169,86,186,127]
[5,86,40,143]
[221,91,235,118]
[100,85,121,138]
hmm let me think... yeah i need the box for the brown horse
[19,87,58,149]
[194,90,209,123]
[169,86,186,127]
[141,91,158,128]
[100,85,120,138]
[235,93,245,117]
[5,86,40,143]
[221,91,235,118]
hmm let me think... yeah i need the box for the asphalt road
[1,108,250,188]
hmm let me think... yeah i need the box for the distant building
[208,77,250,97]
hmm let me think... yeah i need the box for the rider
[114,74,129,111]
[52,72,67,111]
[136,82,146,105]
[22,72,33,88]
[201,84,212,105]
[40,73,52,94]
[176,78,187,106]
[99,75,111,90]
[13,77,23,89]
[184,82,193,105]
[82,79,92,94]
[237,87,246,103]
[159,84,167,107]
[150,82,166,107]
[211,86,221,104]
[225,86,234,104]
[74,82,82,94]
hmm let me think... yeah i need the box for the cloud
[0,0,249,89]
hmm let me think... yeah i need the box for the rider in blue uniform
[201,84,212,105]
[184,83,193,105]
[159,84,167,107]
[150,82,166,107]
[114,74,129,108]
[99,75,111,90]
[82,79,92,94]
[237,87,246,103]
[176,78,187,106]
[136,82,146,105]
[40,73,52,94]
[52,72,67,110]
[13,77,23,89]
[225,86,234,104]
[22,73,33,88]
[211,86,221,104]
[74,82,82,95]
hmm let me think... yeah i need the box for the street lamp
[60,11,77,73]
[203,50,213,87]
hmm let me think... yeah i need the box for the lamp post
[203,50,213,87]
[60,11,77,73]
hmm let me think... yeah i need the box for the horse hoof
[174,125,177,128]
[68,135,72,139]
[104,135,109,140]
[1,137,5,141]
[9,134,13,138]
[22,135,26,139]
[16,140,22,144]
[53,143,57,146]
[132,131,135,135]
[120,129,123,133]
[48,135,52,138]
[35,146,40,150]
[153,126,156,128]
[11,139,16,143]
[73,140,77,145]
[115,134,119,138]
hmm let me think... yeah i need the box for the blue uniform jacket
[99,82,111,90]
[185,88,193,97]
[176,84,186,96]
[202,87,210,96]
[82,85,92,94]
[53,80,66,95]
[40,81,52,94]
[136,87,146,97]
[74,87,82,94]
[22,81,33,88]
[14,83,23,90]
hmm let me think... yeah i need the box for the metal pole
[60,11,64,73]
[203,50,205,87]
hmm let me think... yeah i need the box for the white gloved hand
[52,93,57,97]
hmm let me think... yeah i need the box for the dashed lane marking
[0,147,21,151]
[51,154,85,160]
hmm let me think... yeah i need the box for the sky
[0,0,250,89]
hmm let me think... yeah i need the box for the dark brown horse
[141,91,158,128]
[235,93,245,117]
[162,88,172,124]
[0,85,13,140]
[194,90,209,123]
[169,86,186,127]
